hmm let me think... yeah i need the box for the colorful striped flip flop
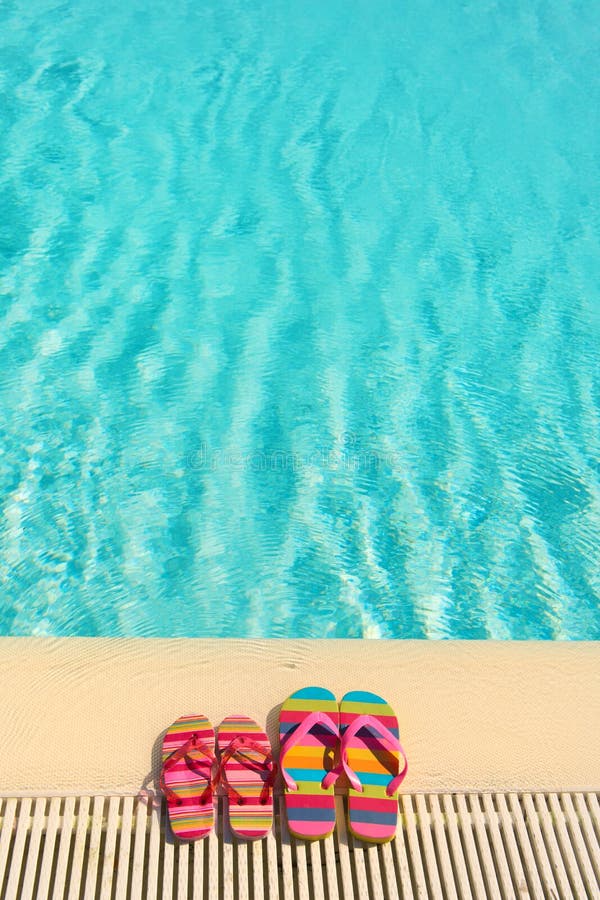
[279,687,340,840]
[160,714,216,841]
[337,691,407,843]
[217,715,276,840]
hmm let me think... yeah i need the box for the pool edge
[0,637,598,794]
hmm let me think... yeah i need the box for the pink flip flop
[160,714,216,841]
[279,687,340,840]
[217,715,276,840]
[336,691,407,843]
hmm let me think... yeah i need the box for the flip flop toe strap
[326,714,408,797]
[218,736,277,805]
[280,711,341,791]
[160,734,217,805]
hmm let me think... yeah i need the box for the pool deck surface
[0,638,598,795]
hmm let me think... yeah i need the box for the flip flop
[279,687,340,840]
[217,715,276,840]
[160,714,216,841]
[336,691,407,843]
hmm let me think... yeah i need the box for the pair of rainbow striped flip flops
[280,687,408,844]
[161,714,276,842]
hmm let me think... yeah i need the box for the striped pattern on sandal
[217,715,275,840]
[279,687,340,840]
[339,691,407,844]
[161,714,216,841]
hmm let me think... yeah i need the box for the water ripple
[1,0,599,638]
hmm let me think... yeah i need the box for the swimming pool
[0,0,598,639]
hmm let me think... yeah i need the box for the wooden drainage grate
[1,792,599,899]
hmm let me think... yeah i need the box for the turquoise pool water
[1,0,599,639]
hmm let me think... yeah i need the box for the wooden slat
[455,792,487,899]
[561,791,599,897]
[334,797,355,900]
[206,818,219,900]
[222,797,234,900]
[17,797,46,900]
[114,795,135,900]
[365,840,384,899]
[0,797,18,891]
[161,800,174,900]
[392,802,415,899]
[442,793,471,897]
[35,796,62,900]
[587,793,600,844]
[429,793,458,900]
[402,793,429,897]
[130,797,149,900]
[308,837,324,900]
[191,831,204,900]
[236,837,249,900]
[348,831,369,898]
[468,792,501,895]
[547,792,587,898]
[507,793,545,899]
[322,830,340,900]
[380,840,401,900]
[250,839,263,900]
[521,792,559,895]
[574,792,600,886]
[66,796,89,900]
[82,795,104,900]
[4,798,33,900]
[146,799,162,900]
[177,841,189,900]
[264,819,280,900]
[533,792,572,898]
[0,791,598,899]
[415,793,443,897]
[293,834,310,900]
[50,795,76,900]
[481,792,515,898]
[495,791,529,897]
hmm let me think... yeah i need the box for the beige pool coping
[0,638,598,796]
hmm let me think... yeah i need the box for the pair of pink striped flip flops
[160,714,276,841]
[279,687,407,844]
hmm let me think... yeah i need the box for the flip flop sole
[217,715,274,840]
[161,714,215,841]
[340,691,401,843]
[280,687,339,840]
